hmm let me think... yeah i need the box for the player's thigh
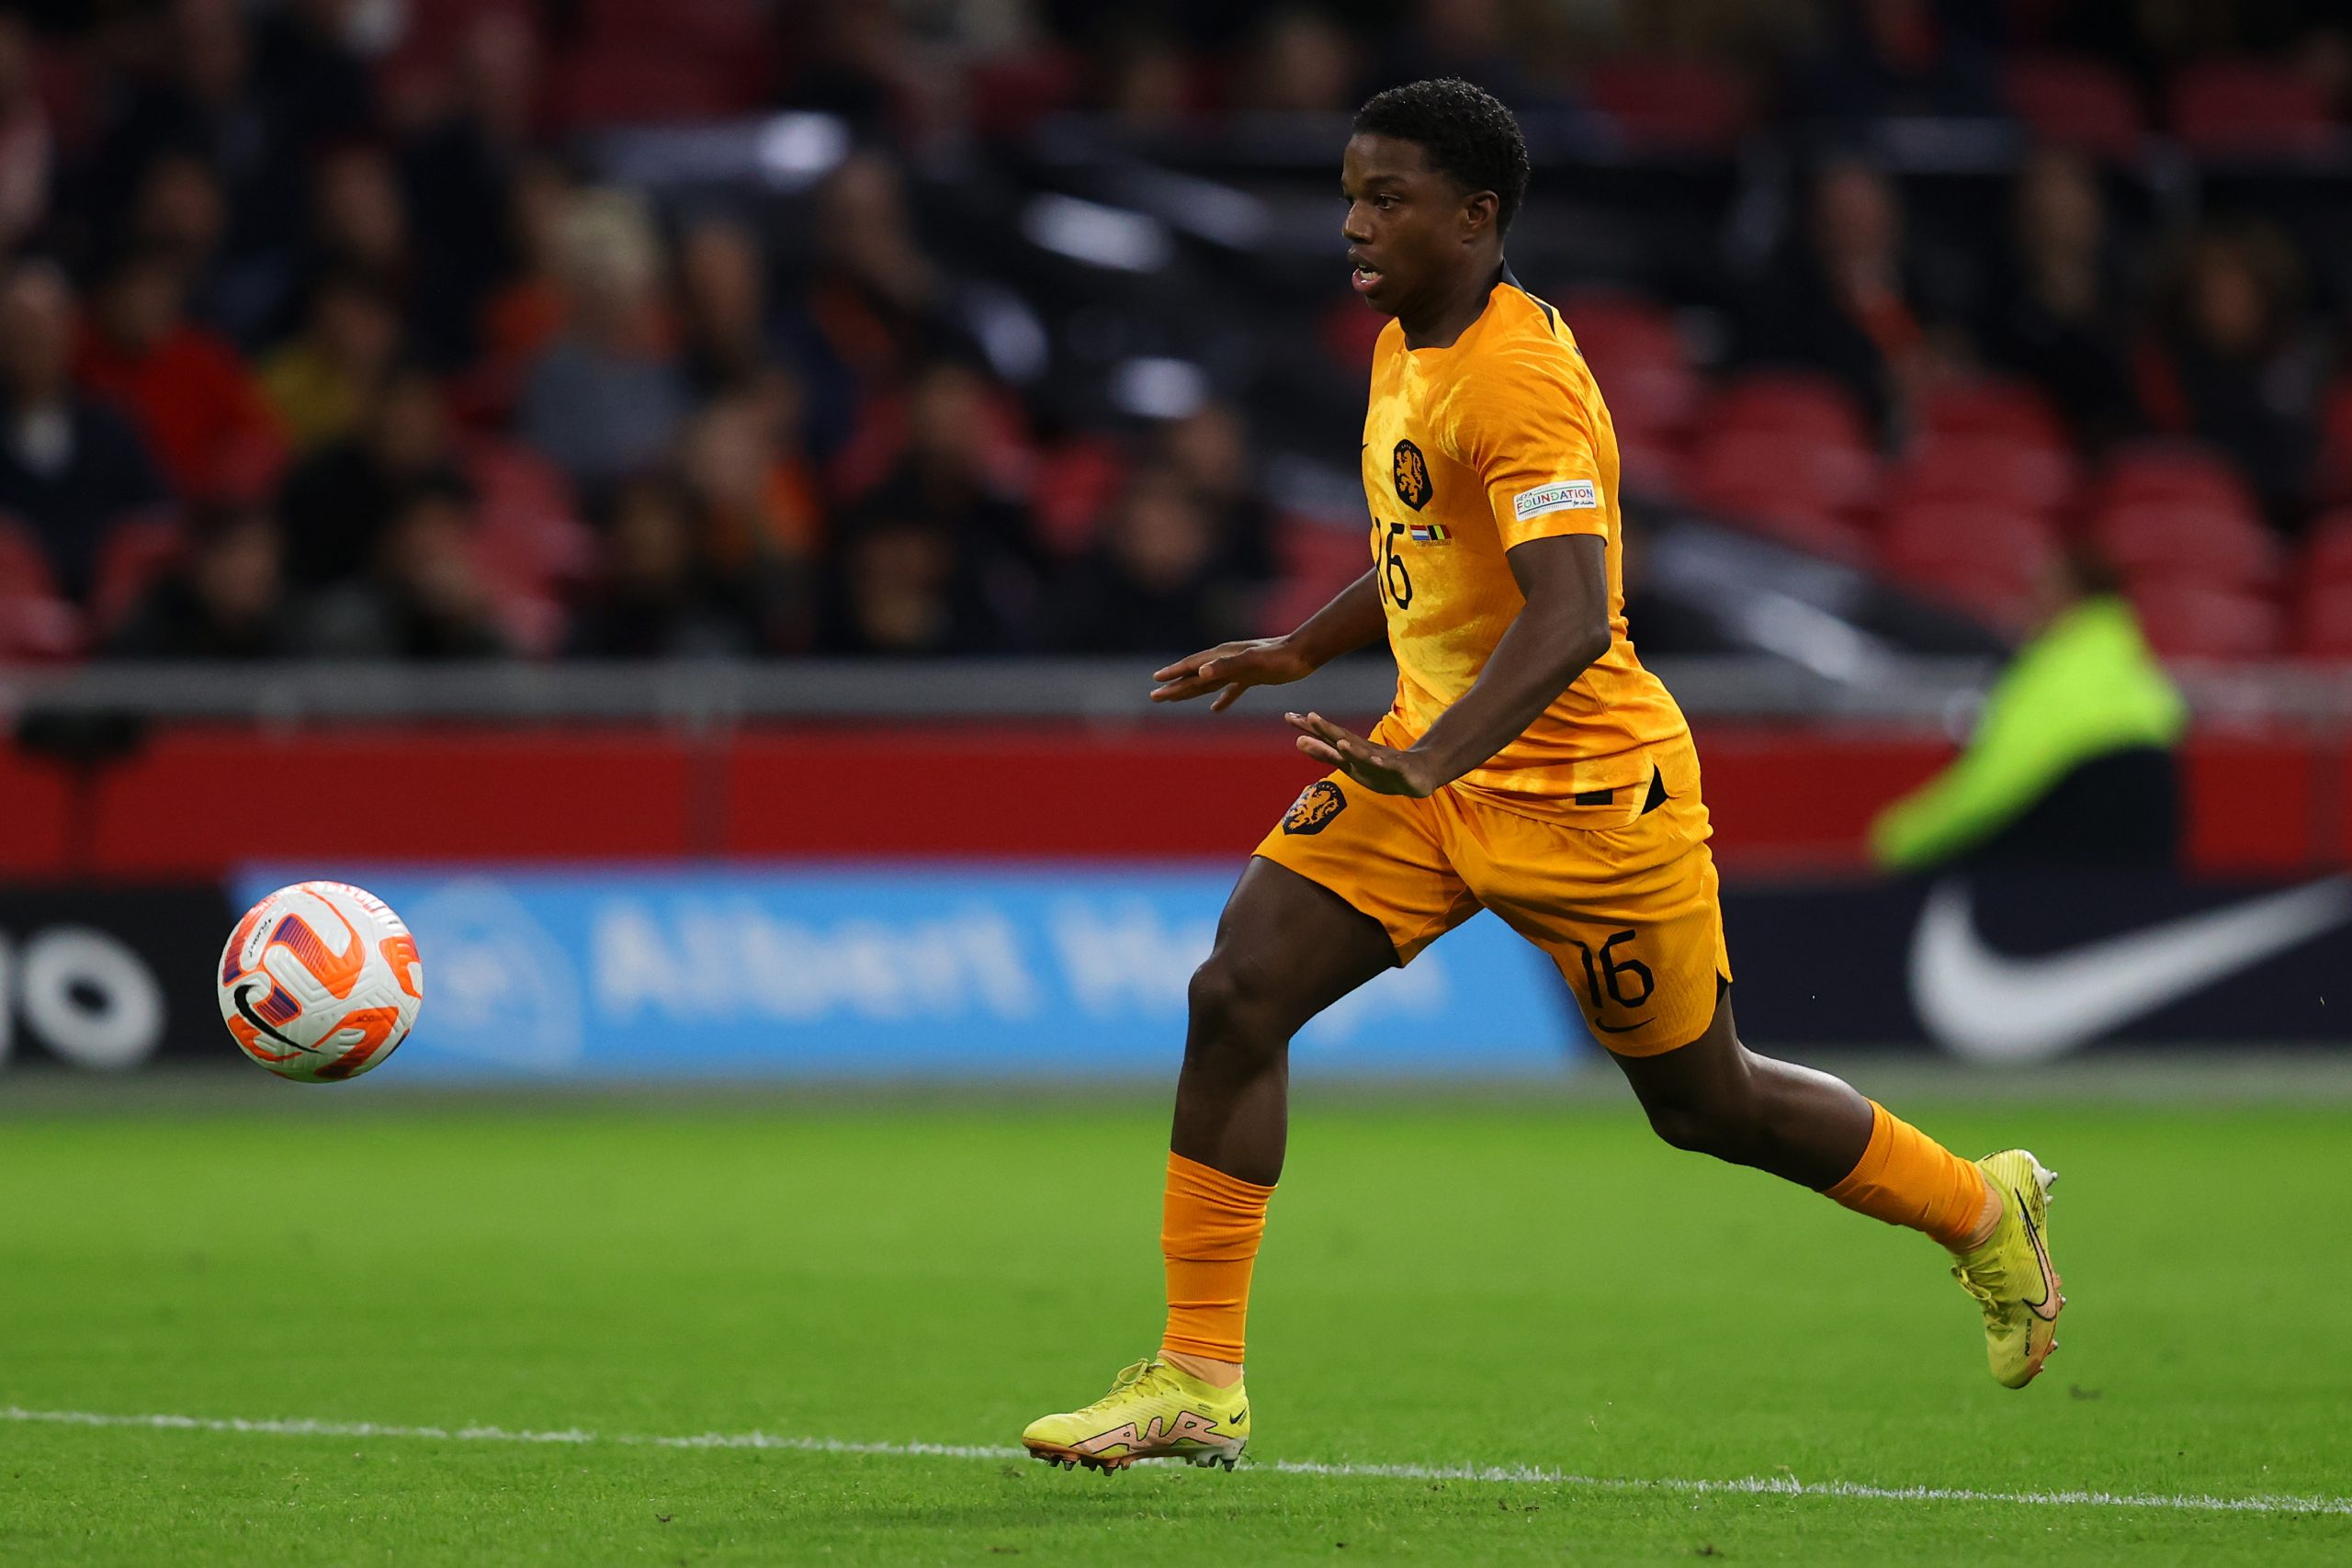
[1195,857,1407,1037]
[1465,803,1730,1056]
[1250,772,1479,969]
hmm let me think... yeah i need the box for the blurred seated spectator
[1367,0,1551,111]
[1741,158,1948,441]
[1091,27,1195,133]
[518,186,688,497]
[0,260,171,601]
[277,361,467,589]
[401,9,543,368]
[103,502,292,658]
[120,151,286,349]
[2139,221,2327,532]
[676,215,780,397]
[1976,148,2143,450]
[565,476,755,659]
[783,151,965,459]
[855,358,1042,626]
[1790,0,2003,120]
[678,381,821,649]
[1229,9,1361,114]
[1871,547,2184,873]
[74,246,285,504]
[1049,464,1234,654]
[300,479,509,659]
[261,270,404,454]
[250,0,379,166]
[305,144,414,320]
[0,14,51,252]
[89,0,306,281]
[1155,401,1277,591]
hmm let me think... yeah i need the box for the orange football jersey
[1360,274,1690,812]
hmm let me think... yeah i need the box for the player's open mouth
[1351,265,1383,293]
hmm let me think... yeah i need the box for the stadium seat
[1587,59,1750,152]
[2295,581,2352,660]
[2005,56,2145,158]
[2300,511,2352,583]
[1887,434,2076,515]
[2316,380,2352,503]
[2130,580,2284,661]
[1563,293,1702,443]
[466,439,594,594]
[1712,370,1871,451]
[2093,502,2281,591]
[87,513,187,637]
[550,52,750,130]
[1692,428,1881,520]
[1880,502,2057,629]
[2171,62,2335,154]
[1261,513,1374,636]
[1029,439,1127,557]
[1736,501,1875,566]
[0,516,81,660]
[2096,441,2260,521]
[1917,378,2070,451]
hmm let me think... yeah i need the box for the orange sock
[1822,1101,1995,1250]
[1159,1151,1274,1363]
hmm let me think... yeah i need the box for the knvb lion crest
[1282,780,1348,836]
[1391,439,1432,511]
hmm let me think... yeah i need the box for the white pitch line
[5,1405,2346,1518]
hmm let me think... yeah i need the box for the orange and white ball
[218,882,424,1082]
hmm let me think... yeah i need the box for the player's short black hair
[1352,77,1531,233]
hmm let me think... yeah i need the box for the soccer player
[1021,78,2063,1474]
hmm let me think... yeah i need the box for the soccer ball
[218,882,424,1082]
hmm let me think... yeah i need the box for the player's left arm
[1289,535,1609,795]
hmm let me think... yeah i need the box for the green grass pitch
[2,1087,2347,1564]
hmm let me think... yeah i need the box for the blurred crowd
[0,0,2347,662]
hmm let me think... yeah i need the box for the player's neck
[1396,256,1505,351]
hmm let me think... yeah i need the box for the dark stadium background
[2,0,2352,1072]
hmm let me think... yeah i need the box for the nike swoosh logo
[1594,1017,1654,1034]
[2016,1189,2060,1323]
[1909,876,2352,1064]
[231,982,311,1053]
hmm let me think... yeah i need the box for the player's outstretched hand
[1150,638,1317,712]
[1285,711,1440,797]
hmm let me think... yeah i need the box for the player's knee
[1185,954,1285,1059]
[1643,1088,1764,1162]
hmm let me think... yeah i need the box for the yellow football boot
[1022,1358,1250,1472]
[1951,1149,2064,1389]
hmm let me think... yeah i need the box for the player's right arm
[1149,569,1385,712]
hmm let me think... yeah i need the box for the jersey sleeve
[1437,345,1608,550]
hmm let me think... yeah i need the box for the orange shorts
[1252,727,1730,1056]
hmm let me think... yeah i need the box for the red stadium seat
[2006,56,2145,158]
[1712,371,1871,450]
[1692,429,1881,519]
[551,52,750,130]
[87,513,187,637]
[1588,59,1750,151]
[2296,581,2352,660]
[1917,377,2070,451]
[467,440,593,595]
[2093,502,2281,591]
[1724,497,1875,566]
[2132,580,2283,661]
[2316,380,2352,503]
[1881,502,2057,630]
[2096,441,2259,521]
[2171,62,2335,154]
[1563,293,1702,443]
[2300,512,2352,583]
[0,516,81,660]
[1888,434,2076,514]
[1030,439,1127,557]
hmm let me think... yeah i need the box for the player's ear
[1459,189,1498,245]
